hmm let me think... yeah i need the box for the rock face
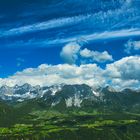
[0,83,140,111]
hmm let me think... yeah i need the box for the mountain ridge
[0,83,140,113]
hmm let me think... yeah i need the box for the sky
[0,0,140,89]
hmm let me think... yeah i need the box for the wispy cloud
[0,15,90,37]
[46,28,140,45]
[0,0,139,38]
[4,28,140,48]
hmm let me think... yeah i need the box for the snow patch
[65,94,82,107]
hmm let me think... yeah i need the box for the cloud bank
[1,56,140,90]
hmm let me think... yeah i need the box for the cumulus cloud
[61,43,113,64]
[105,56,140,80]
[0,56,140,90]
[80,48,113,63]
[124,40,140,54]
[104,56,140,89]
[60,42,81,64]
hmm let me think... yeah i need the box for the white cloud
[110,79,140,90]
[104,56,140,89]
[60,42,81,64]
[80,48,91,58]
[0,56,140,90]
[0,64,104,88]
[60,43,113,64]
[105,56,140,80]
[80,48,113,63]
[124,40,140,54]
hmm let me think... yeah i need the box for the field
[0,109,140,140]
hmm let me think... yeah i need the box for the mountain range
[0,83,140,113]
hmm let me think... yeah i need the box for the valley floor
[0,111,140,140]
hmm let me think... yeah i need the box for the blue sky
[0,0,140,89]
